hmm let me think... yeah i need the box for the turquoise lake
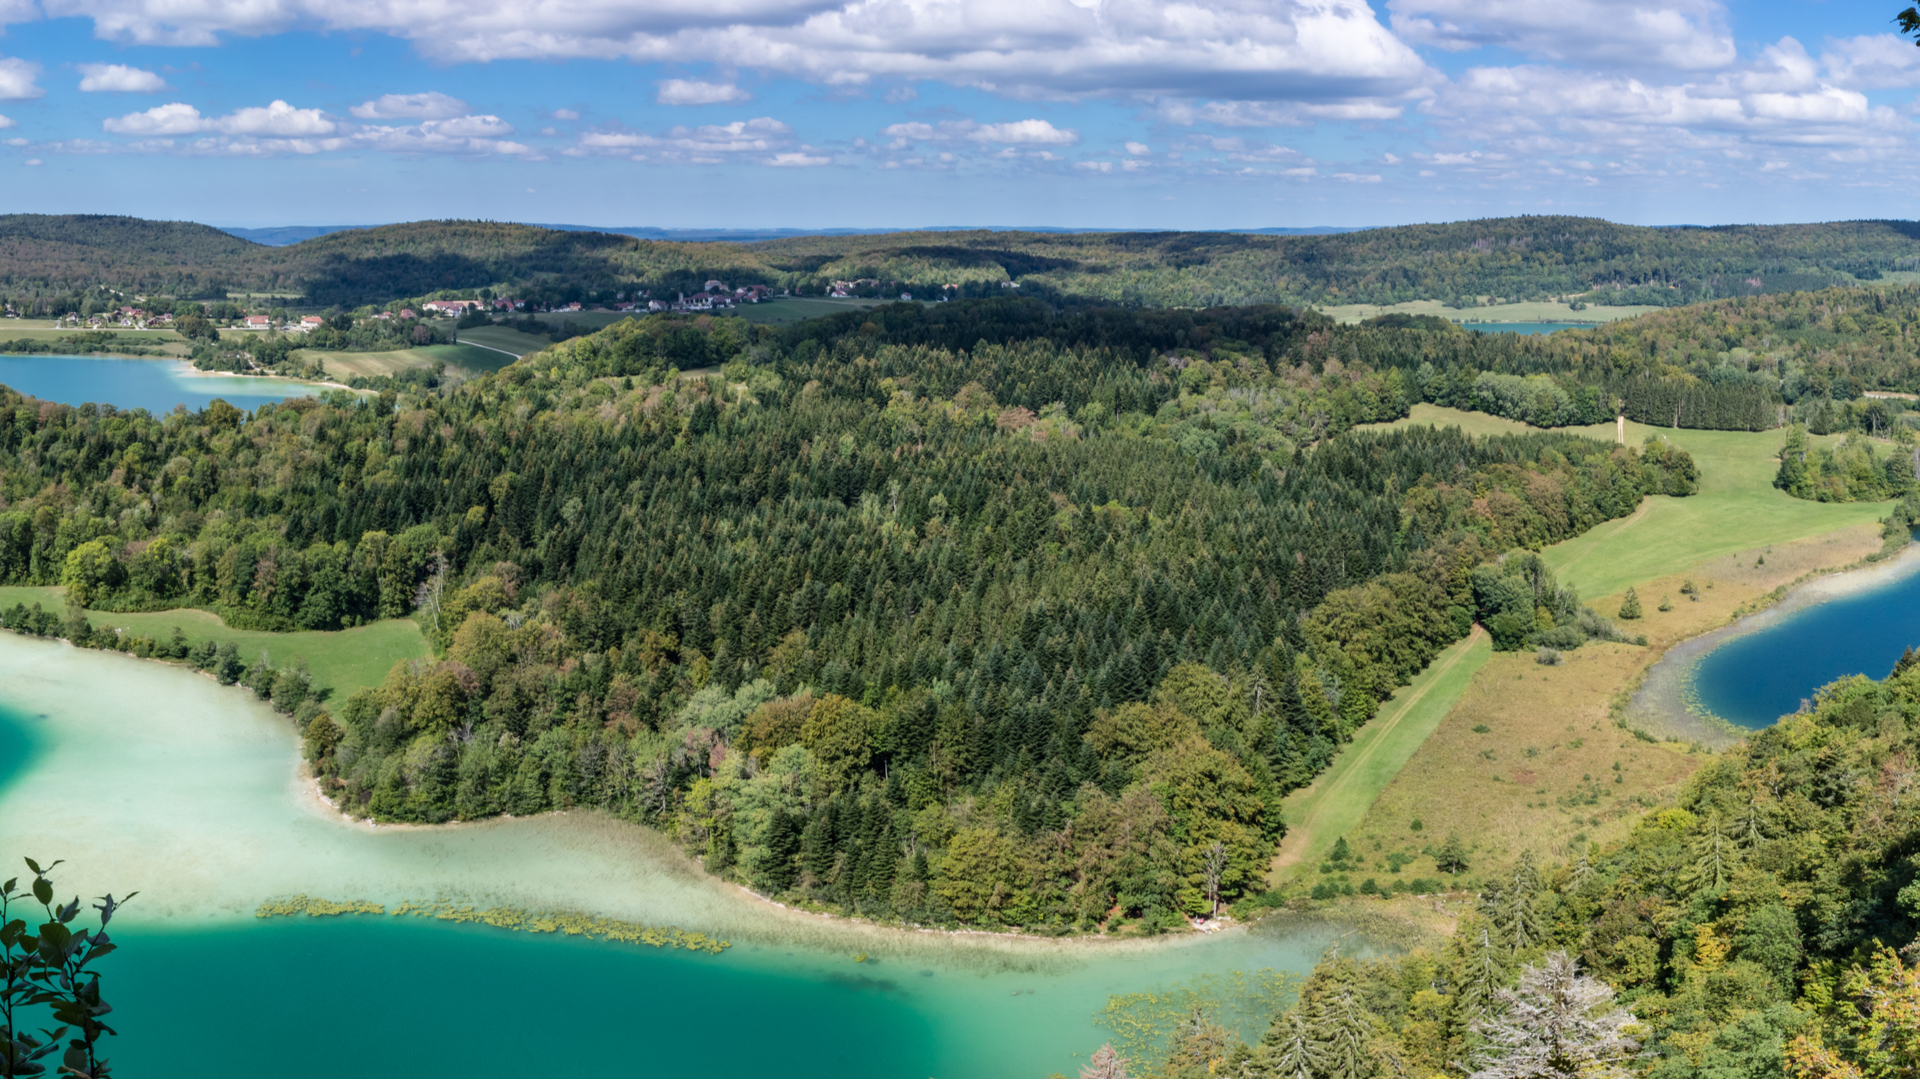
[1692,553,1920,728]
[0,354,331,413]
[0,637,1339,1077]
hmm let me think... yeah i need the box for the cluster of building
[62,307,177,329]
[641,281,775,312]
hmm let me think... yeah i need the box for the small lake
[1465,322,1598,335]
[0,636,1340,1076]
[0,355,333,413]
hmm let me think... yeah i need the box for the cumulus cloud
[0,115,10,129]
[30,0,1433,107]
[1821,34,1920,90]
[350,91,469,119]
[658,79,750,105]
[1156,98,1408,127]
[0,57,42,100]
[1388,0,1735,70]
[106,99,336,136]
[76,63,167,92]
[570,116,802,163]
[968,118,1075,144]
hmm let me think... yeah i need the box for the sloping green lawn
[0,585,426,699]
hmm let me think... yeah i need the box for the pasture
[297,343,516,380]
[1316,299,1661,325]
[0,584,427,699]
[456,325,553,357]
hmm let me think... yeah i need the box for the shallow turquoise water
[1694,558,1920,727]
[0,354,326,413]
[1465,322,1595,335]
[0,639,1337,1077]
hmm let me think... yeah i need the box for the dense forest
[5,214,1920,311]
[1192,657,1920,1078]
[0,302,1695,929]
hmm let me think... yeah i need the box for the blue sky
[0,0,1914,228]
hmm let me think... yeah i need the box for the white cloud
[1822,34,1920,90]
[103,101,206,135]
[658,79,750,105]
[23,157,39,165]
[1124,140,1150,155]
[1074,159,1111,171]
[350,91,469,119]
[1387,0,1735,71]
[968,118,1076,144]
[76,63,167,92]
[221,99,336,135]
[765,150,829,165]
[0,115,11,129]
[32,0,1433,107]
[1332,171,1381,182]
[106,100,338,136]
[1155,98,1408,127]
[551,108,581,120]
[570,116,800,163]
[0,57,42,101]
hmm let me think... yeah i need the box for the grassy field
[0,584,428,699]
[457,325,553,357]
[1288,401,1901,903]
[1361,404,1890,600]
[297,343,516,380]
[1271,629,1491,887]
[1333,523,1884,891]
[728,297,896,325]
[1315,299,1662,325]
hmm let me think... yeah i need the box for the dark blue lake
[0,355,329,413]
[1694,561,1920,727]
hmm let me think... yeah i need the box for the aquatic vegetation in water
[1095,969,1300,1070]
[254,894,385,917]
[256,895,731,953]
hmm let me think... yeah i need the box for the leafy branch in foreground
[0,859,133,1079]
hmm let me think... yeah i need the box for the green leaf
[29,878,50,906]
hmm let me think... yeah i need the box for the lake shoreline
[1623,539,1920,744]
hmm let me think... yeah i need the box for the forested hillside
[1208,654,1920,1079]
[0,305,1694,929]
[4,214,1920,312]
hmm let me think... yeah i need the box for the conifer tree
[1468,952,1639,1079]
[1617,588,1642,620]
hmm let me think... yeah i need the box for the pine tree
[1254,1010,1315,1078]
[1617,587,1642,620]
[1435,832,1470,874]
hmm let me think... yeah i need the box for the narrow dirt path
[1271,625,1485,873]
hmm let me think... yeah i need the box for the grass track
[1271,628,1491,884]
[0,585,426,699]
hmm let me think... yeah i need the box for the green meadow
[456,325,553,357]
[1272,630,1492,885]
[1364,404,1890,600]
[1315,298,1661,325]
[0,585,427,699]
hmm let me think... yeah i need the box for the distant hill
[219,223,1373,246]
[7,214,1919,310]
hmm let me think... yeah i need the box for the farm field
[296,342,516,380]
[456,325,553,357]
[728,296,896,324]
[1316,299,1662,325]
[0,584,427,699]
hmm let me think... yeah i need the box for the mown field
[456,325,553,357]
[0,584,427,699]
[297,342,516,380]
[1316,298,1662,325]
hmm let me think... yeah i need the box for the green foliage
[1619,587,1643,620]
[0,857,134,1079]
[1775,423,1918,503]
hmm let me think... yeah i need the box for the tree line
[0,307,1696,930]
